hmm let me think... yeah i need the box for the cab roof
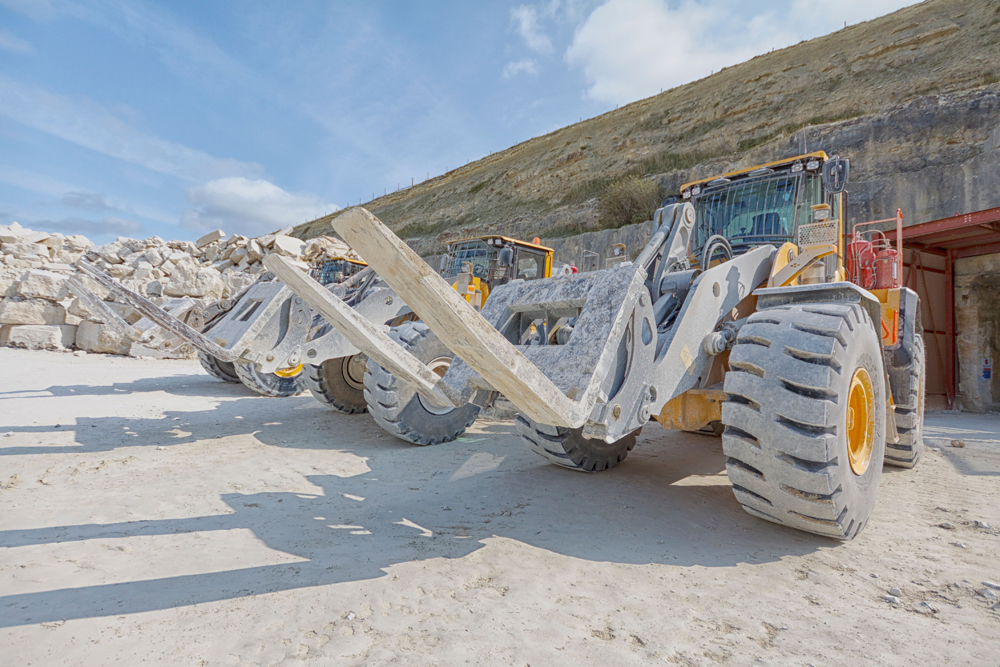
[449,235,553,253]
[680,151,829,192]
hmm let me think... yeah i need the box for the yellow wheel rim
[846,367,875,475]
[273,363,304,378]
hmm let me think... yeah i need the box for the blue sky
[0,0,916,243]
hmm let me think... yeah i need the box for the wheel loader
[73,235,554,428]
[266,151,925,540]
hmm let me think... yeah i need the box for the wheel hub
[417,355,455,415]
[341,354,367,390]
[847,367,875,475]
[274,363,303,378]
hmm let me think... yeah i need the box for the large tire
[305,355,369,414]
[516,415,638,472]
[198,352,241,384]
[885,334,925,468]
[363,322,478,445]
[722,302,886,540]
[234,361,308,397]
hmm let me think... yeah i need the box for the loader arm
[263,254,462,409]
[331,208,598,428]
[76,260,240,362]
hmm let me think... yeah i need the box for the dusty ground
[1,348,998,666]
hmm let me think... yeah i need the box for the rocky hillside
[293,0,1000,256]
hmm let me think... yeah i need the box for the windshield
[443,240,494,280]
[692,174,807,254]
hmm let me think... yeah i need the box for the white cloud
[0,74,261,182]
[565,0,919,105]
[503,59,539,79]
[0,27,34,54]
[182,177,338,237]
[511,5,554,54]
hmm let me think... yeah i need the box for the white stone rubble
[0,221,362,358]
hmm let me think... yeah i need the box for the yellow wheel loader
[266,152,924,540]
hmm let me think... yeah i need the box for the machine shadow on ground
[0,374,841,628]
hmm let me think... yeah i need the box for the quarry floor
[1,349,998,666]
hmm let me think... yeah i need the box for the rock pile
[0,221,361,357]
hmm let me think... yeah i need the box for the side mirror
[822,156,850,193]
[439,255,448,272]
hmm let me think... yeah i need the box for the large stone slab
[6,324,76,350]
[75,320,131,355]
[271,235,306,257]
[0,297,66,325]
[196,229,225,248]
[16,269,70,301]
[163,259,226,299]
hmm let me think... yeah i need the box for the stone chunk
[16,269,70,300]
[75,321,132,355]
[271,235,306,257]
[163,260,226,299]
[0,222,28,243]
[196,229,226,248]
[6,324,76,350]
[0,297,66,325]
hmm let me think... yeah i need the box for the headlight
[790,162,804,173]
[682,189,691,200]
[806,159,820,170]
[691,186,701,196]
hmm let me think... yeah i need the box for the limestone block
[0,222,28,244]
[65,313,83,326]
[95,242,125,264]
[166,251,189,263]
[196,229,225,248]
[68,298,93,319]
[146,280,163,297]
[20,231,51,245]
[230,246,249,263]
[16,269,70,300]
[247,239,264,261]
[142,247,165,267]
[133,261,155,281]
[64,234,93,251]
[39,234,64,248]
[159,260,175,276]
[75,321,131,355]
[2,242,47,257]
[272,235,306,257]
[0,276,16,296]
[116,238,144,255]
[123,251,147,266]
[108,264,132,278]
[78,273,111,300]
[222,271,258,298]
[0,297,66,325]
[6,324,76,350]
[202,244,220,262]
[105,301,142,325]
[163,260,226,299]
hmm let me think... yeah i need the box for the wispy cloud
[61,191,115,212]
[503,59,539,79]
[0,27,34,54]
[181,177,338,237]
[0,74,262,182]
[33,215,144,238]
[511,5,555,54]
[565,0,918,105]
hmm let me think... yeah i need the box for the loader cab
[309,257,367,286]
[681,152,835,266]
[441,235,553,305]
